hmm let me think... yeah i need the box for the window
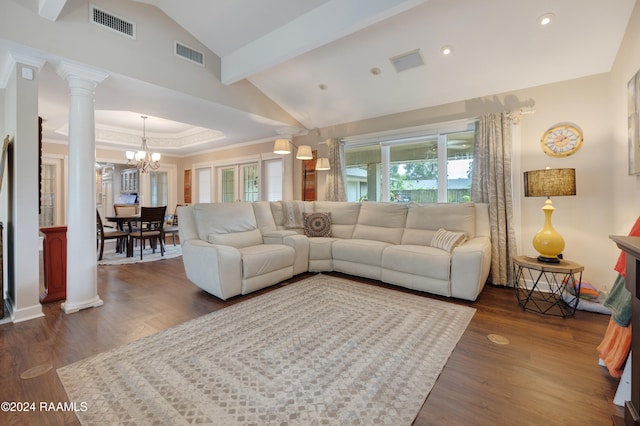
[218,163,259,203]
[242,164,259,202]
[192,156,284,203]
[39,163,55,227]
[196,167,211,203]
[149,171,168,207]
[220,167,235,202]
[344,125,474,203]
[263,158,283,201]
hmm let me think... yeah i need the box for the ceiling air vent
[390,49,424,72]
[90,5,136,39]
[175,42,204,66]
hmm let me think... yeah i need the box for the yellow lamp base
[532,199,565,263]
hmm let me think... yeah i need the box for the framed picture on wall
[628,69,640,175]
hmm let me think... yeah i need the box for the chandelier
[125,115,161,173]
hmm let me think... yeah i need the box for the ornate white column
[57,62,108,314]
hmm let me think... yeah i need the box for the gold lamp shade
[524,168,576,197]
[524,168,576,263]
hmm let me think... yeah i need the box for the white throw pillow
[431,228,466,253]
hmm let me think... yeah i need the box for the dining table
[105,215,140,233]
[105,215,140,257]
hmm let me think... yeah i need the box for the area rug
[98,244,182,265]
[57,274,475,425]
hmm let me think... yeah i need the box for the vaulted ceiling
[7,0,638,156]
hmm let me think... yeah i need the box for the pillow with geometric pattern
[303,212,332,237]
[430,228,466,253]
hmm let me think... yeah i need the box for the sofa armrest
[263,230,298,245]
[182,240,243,300]
[281,234,310,275]
[450,236,492,301]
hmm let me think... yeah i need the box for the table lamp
[523,167,576,263]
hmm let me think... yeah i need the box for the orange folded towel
[596,317,632,378]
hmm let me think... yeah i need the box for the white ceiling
[20,0,640,156]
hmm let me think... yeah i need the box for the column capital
[56,61,109,85]
[0,50,47,89]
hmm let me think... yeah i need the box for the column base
[61,296,104,314]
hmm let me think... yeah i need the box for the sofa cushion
[402,203,476,246]
[309,237,336,260]
[239,244,295,278]
[332,239,391,266]
[382,245,451,281]
[193,203,262,248]
[252,201,278,234]
[314,201,361,239]
[351,202,407,244]
[303,212,332,237]
[430,228,467,253]
[208,229,263,249]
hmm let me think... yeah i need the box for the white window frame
[190,152,288,203]
[343,119,476,203]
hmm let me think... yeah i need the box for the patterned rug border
[57,274,475,425]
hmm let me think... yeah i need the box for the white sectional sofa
[178,201,491,301]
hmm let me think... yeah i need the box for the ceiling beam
[220,0,429,85]
[38,0,68,21]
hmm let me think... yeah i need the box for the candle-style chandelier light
[125,115,161,173]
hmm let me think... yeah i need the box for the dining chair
[96,210,129,261]
[128,206,167,260]
[163,204,185,246]
[114,204,137,216]
[113,204,140,233]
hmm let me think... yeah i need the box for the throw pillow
[303,212,332,237]
[431,228,466,253]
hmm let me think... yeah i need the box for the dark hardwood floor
[0,256,624,425]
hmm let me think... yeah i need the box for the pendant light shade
[273,138,292,154]
[296,145,313,160]
[315,157,330,170]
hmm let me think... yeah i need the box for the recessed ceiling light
[318,83,327,90]
[370,67,381,75]
[538,13,554,26]
[441,45,453,56]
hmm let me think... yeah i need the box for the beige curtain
[326,138,347,201]
[471,112,517,286]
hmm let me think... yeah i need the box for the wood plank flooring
[0,256,624,425]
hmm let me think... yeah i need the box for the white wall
[0,0,297,127]
[515,75,616,289]
[302,72,627,290]
[611,1,640,237]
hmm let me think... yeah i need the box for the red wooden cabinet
[40,226,67,303]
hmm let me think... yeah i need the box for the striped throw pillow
[431,228,466,252]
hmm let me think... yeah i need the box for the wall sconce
[315,157,330,170]
[273,138,313,160]
[524,167,576,263]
